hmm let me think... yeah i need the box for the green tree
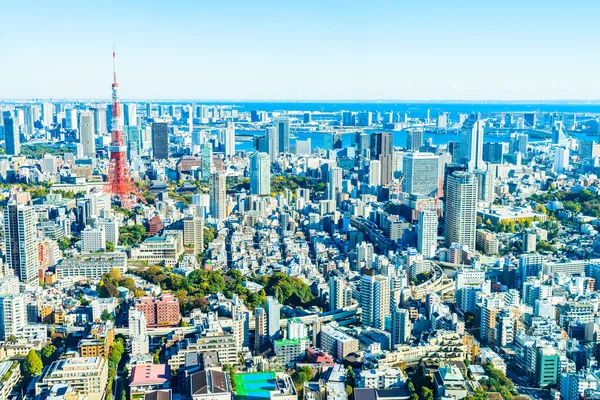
[421,387,434,400]
[106,241,115,252]
[101,309,114,322]
[40,345,58,365]
[22,349,43,378]
[6,335,17,343]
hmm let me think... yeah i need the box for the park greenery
[132,267,315,312]
[20,144,73,158]
[106,337,125,400]
[98,269,140,298]
[119,225,146,246]
[531,188,600,217]
[270,175,325,195]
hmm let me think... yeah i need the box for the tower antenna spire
[112,43,117,85]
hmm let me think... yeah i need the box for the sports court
[235,372,277,400]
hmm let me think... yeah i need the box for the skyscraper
[22,105,35,136]
[391,308,412,346]
[124,103,137,127]
[461,116,486,172]
[444,171,478,250]
[151,121,169,159]
[3,202,39,284]
[41,102,54,127]
[126,125,141,160]
[266,296,281,341]
[418,210,438,258]
[79,111,95,158]
[273,116,290,154]
[266,126,279,162]
[3,116,20,156]
[93,105,107,135]
[329,275,352,312]
[209,173,226,220]
[406,129,423,151]
[370,132,393,185]
[402,152,439,196]
[223,125,235,157]
[254,305,267,353]
[360,269,390,329]
[201,144,213,180]
[553,147,570,174]
[249,152,271,196]
[327,167,342,201]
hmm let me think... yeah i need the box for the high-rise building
[461,116,486,172]
[360,269,390,330]
[369,160,381,186]
[183,216,204,256]
[200,144,213,180]
[266,296,281,341]
[0,295,26,341]
[495,310,514,347]
[391,308,412,346]
[223,125,235,157]
[128,309,149,355]
[370,132,393,185]
[22,105,35,135]
[65,108,78,130]
[474,168,494,202]
[402,152,439,196]
[444,172,477,250]
[79,111,95,158]
[151,121,169,159]
[266,127,279,162]
[273,116,290,154]
[249,152,271,196]
[327,167,342,201]
[482,142,508,164]
[81,226,106,252]
[406,129,423,151]
[124,104,137,127]
[553,147,570,174]
[209,173,227,220]
[41,102,54,126]
[93,105,107,135]
[126,125,141,160]
[3,116,20,156]
[254,305,267,353]
[510,133,528,155]
[357,242,374,269]
[357,132,369,158]
[329,275,352,311]
[418,210,438,258]
[3,202,39,284]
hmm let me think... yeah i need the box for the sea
[224,101,600,153]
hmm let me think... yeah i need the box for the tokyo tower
[104,46,146,209]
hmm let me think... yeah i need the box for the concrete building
[35,357,108,400]
[320,325,359,361]
[0,295,26,341]
[402,152,439,196]
[266,296,281,341]
[81,226,106,252]
[417,210,438,258]
[3,202,39,284]
[444,172,477,250]
[135,295,181,328]
[79,111,95,158]
[360,269,390,330]
[249,152,271,196]
[209,173,227,220]
[129,309,150,356]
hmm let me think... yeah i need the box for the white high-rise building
[209,173,227,221]
[328,167,343,201]
[553,147,570,174]
[329,275,352,311]
[81,226,106,252]
[79,111,95,158]
[266,127,279,162]
[273,116,290,154]
[0,295,26,341]
[3,202,39,284]
[287,318,308,340]
[183,216,204,256]
[417,210,438,258]
[254,305,267,353]
[41,102,54,127]
[250,152,271,196]
[22,105,35,135]
[402,152,439,196]
[461,117,487,172]
[360,269,390,330]
[65,108,78,130]
[391,308,412,346]
[223,126,236,157]
[444,172,477,250]
[266,296,280,341]
[128,309,149,355]
[124,104,137,127]
[357,242,374,269]
[369,160,381,186]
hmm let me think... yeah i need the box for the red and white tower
[104,46,146,209]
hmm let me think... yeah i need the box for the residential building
[35,357,108,400]
[4,202,39,284]
[135,295,181,328]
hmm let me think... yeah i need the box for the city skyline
[2,1,600,100]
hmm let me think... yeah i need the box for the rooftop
[130,364,170,386]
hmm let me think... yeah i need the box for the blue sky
[1,0,600,100]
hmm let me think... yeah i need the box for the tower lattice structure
[104,47,146,209]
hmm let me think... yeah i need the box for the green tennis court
[235,372,277,400]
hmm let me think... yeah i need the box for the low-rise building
[35,357,108,400]
[357,367,406,389]
[434,364,467,400]
[130,364,170,398]
[130,231,184,267]
[56,252,127,280]
[190,369,232,400]
[135,295,181,328]
[320,325,359,361]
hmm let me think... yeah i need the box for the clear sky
[2,0,600,101]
